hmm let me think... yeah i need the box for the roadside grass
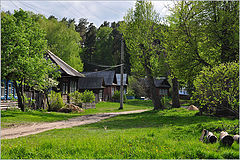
[1,107,239,159]
[1,99,152,128]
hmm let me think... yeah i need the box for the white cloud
[1,1,173,27]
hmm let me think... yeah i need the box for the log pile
[219,131,234,146]
[200,129,238,147]
[199,129,217,143]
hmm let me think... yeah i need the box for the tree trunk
[146,75,164,110]
[13,80,25,112]
[172,77,180,108]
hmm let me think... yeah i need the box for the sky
[1,0,174,27]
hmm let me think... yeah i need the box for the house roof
[82,71,116,86]
[47,50,84,77]
[78,77,105,89]
[154,79,171,88]
[142,77,171,88]
[116,74,128,86]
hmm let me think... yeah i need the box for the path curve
[1,110,148,139]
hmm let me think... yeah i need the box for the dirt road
[1,110,148,139]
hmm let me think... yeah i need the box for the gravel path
[1,110,148,139]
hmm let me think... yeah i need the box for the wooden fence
[0,101,19,110]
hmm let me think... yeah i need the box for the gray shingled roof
[116,74,128,86]
[78,77,105,89]
[47,50,84,77]
[154,79,171,88]
[82,71,116,86]
[142,77,171,88]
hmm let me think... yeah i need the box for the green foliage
[69,91,83,106]
[112,90,127,102]
[165,1,239,90]
[48,91,65,111]
[82,90,95,103]
[1,108,238,159]
[128,76,147,98]
[193,62,239,117]
[161,96,171,108]
[126,89,135,97]
[1,9,60,111]
[37,16,83,72]
[119,0,166,77]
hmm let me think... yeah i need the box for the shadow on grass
[1,110,77,121]
[85,109,220,130]
[125,100,153,107]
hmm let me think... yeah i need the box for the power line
[9,0,19,9]
[57,1,79,18]
[84,60,123,68]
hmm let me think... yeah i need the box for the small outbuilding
[78,77,105,102]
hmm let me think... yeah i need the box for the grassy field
[1,100,152,128]
[1,107,239,159]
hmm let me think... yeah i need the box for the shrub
[82,90,95,103]
[126,89,135,97]
[69,91,83,106]
[48,91,65,111]
[112,90,127,102]
[193,62,239,117]
[128,76,147,98]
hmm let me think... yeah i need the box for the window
[159,89,167,96]
[99,90,103,101]
[62,82,68,94]
[70,81,77,93]
[1,81,5,99]
[8,82,13,98]
[111,87,115,96]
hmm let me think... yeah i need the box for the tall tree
[93,26,114,66]
[166,1,239,93]
[37,16,84,72]
[75,18,89,47]
[119,0,166,110]
[82,23,97,71]
[1,10,60,111]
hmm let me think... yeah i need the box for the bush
[82,90,95,103]
[112,90,127,102]
[128,76,147,98]
[193,62,239,117]
[69,91,83,106]
[126,89,135,97]
[48,91,65,111]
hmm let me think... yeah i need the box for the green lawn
[1,100,152,128]
[1,107,239,159]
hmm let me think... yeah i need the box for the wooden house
[154,78,171,97]
[1,80,18,100]
[82,71,117,101]
[78,77,105,102]
[143,77,171,98]
[115,74,128,94]
[47,50,85,103]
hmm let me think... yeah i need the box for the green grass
[1,100,152,128]
[1,107,239,159]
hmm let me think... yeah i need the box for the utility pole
[119,36,124,110]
